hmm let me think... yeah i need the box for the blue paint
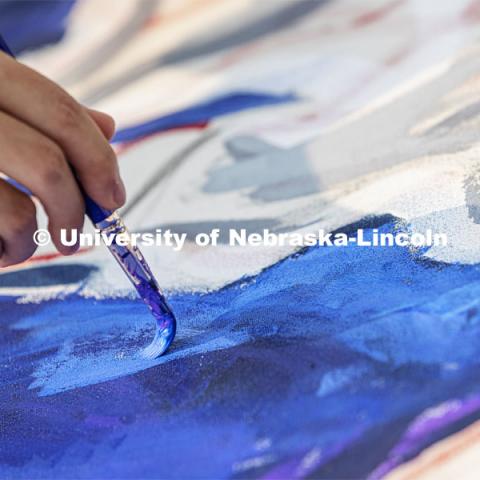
[112,92,297,143]
[316,365,371,397]
[0,264,96,288]
[2,215,480,478]
[0,1,75,54]
[92,214,177,358]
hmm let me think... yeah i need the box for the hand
[0,52,126,267]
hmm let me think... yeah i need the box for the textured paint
[2,217,480,478]
[5,1,480,477]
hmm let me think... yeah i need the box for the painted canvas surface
[2,0,480,478]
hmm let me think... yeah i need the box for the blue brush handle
[83,197,113,224]
[0,35,113,224]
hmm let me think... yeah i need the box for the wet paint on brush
[94,211,176,358]
[136,279,176,359]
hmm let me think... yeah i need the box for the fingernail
[113,179,126,207]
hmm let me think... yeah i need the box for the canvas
[2,0,480,478]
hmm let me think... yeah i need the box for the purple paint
[136,275,177,358]
[95,212,176,358]
[261,426,367,479]
[369,394,480,479]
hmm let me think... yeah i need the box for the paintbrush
[0,36,176,358]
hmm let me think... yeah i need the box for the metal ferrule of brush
[94,211,158,289]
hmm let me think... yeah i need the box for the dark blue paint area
[0,1,75,54]
[1,217,480,478]
[0,264,97,288]
[112,92,297,143]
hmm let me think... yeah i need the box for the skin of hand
[0,51,126,267]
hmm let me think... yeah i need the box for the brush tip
[141,319,176,359]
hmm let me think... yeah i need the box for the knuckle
[37,141,68,187]
[55,93,82,131]
[42,166,65,188]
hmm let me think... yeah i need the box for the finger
[86,108,116,140]
[0,178,38,267]
[0,52,126,210]
[0,110,84,255]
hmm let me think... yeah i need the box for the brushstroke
[204,136,319,202]
[2,216,480,478]
[370,394,480,478]
[352,0,404,28]
[112,92,296,144]
[82,0,327,104]
[58,2,156,85]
